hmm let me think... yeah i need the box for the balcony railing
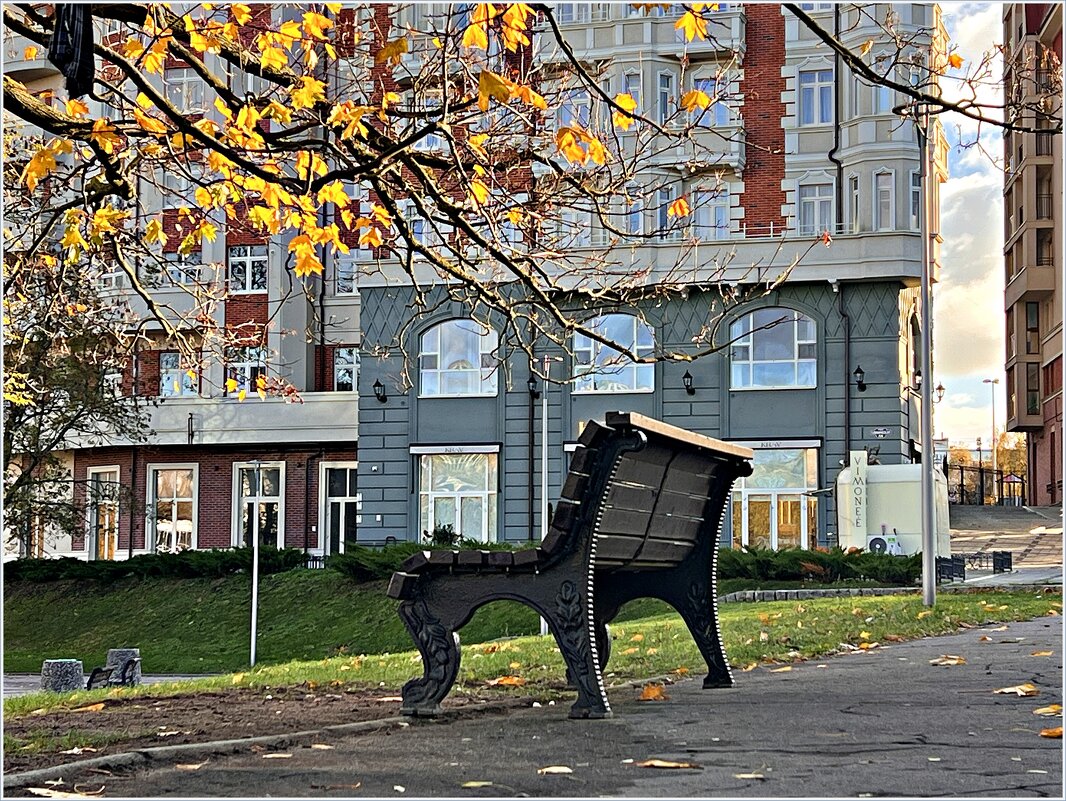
[1037,253,1054,266]
[1036,194,1053,219]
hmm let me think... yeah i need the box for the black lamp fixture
[372,378,388,404]
[934,382,946,404]
[913,368,923,391]
[853,365,867,393]
[682,370,695,396]
[527,374,540,399]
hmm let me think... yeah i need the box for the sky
[933,1,1011,446]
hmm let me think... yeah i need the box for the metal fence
[936,551,1014,583]
[946,465,1026,506]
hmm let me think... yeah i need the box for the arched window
[419,320,499,397]
[573,314,655,393]
[730,308,817,389]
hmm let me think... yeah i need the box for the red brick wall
[738,4,787,231]
[138,350,162,397]
[73,446,358,555]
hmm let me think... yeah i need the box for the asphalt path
[7,617,1062,799]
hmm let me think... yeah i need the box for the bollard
[41,659,84,693]
[105,648,142,686]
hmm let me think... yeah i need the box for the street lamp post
[983,378,1000,504]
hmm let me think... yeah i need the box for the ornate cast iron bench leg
[545,579,611,719]
[397,598,461,717]
[668,575,734,689]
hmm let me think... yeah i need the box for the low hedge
[4,547,308,584]
[717,546,922,585]
[326,540,517,582]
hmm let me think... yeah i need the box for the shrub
[716,546,921,586]
[327,539,520,582]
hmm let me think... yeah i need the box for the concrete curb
[717,583,1061,603]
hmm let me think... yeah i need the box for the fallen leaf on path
[70,703,105,713]
[639,683,668,701]
[310,744,334,750]
[927,757,941,762]
[394,785,405,792]
[461,781,494,788]
[1039,727,1063,738]
[929,655,966,666]
[1033,705,1062,716]
[378,696,403,702]
[858,642,879,650]
[979,636,991,642]
[1046,609,1060,616]
[994,683,1040,697]
[175,761,208,771]
[741,663,758,672]
[486,676,526,686]
[733,772,765,779]
[987,626,1009,632]
[884,634,905,642]
[859,631,871,640]
[1030,651,1054,657]
[262,753,293,759]
[769,666,792,673]
[636,759,702,770]
[26,789,100,799]
[674,667,689,675]
[537,766,573,775]
[59,747,98,755]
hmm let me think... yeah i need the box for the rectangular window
[235,463,283,548]
[910,171,922,231]
[657,186,679,240]
[164,251,200,285]
[151,466,196,553]
[875,173,894,230]
[322,463,359,554]
[693,189,730,240]
[334,251,368,295]
[658,72,675,125]
[623,184,644,235]
[419,453,498,542]
[798,69,833,125]
[228,245,268,292]
[1026,302,1040,354]
[872,80,894,115]
[622,72,642,114]
[555,90,589,130]
[730,309,817,390]
[798,183,833,235]
[1006,307,1016,358]
[159,352,198,397]
[850,74,861,118]
[1007,367,1016,420]
[589,3,610,22]
[225,346,266,394]
[334,347,358,391]
[163,67,205,112]
[849,175,860,233]
[558,208,592,247]
[87,467,120,561]
[1026,363,1040,415]
[693,75,734,127]
[556,3,589,24]
[410,93,444,151]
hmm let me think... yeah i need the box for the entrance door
[324,465,359,554]
[89,469,119,560]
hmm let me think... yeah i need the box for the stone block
[41,659,83,693]
[106,648,142,685]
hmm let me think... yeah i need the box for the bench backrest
[543,412,753,572]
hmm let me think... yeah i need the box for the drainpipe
[836,281,851,456]
[528,364,537,543]
[827,4,843,230]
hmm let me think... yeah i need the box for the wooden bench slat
[597,507,653,538]
[605,411,755,459]
[646,513,705,540]
[559,472,589,502]
[456,549,489,568]
[400,550,432,572]
[387,571,419,599]
[594,533,645,562]
[488,550,514,568]
[512,548,543,568]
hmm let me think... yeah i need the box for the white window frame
[692,72,736,127]
[850,73,862,118]
[555,3,590,24]
[909,170,921,231]
[874,170,895,231]
[848,174,860,233]
[558,207,592,248]
[334,253,366,296]
[86,465,121,560]
[573,314,656,394]
[146,463,199,553]
[872,72,894,115]
[729,309,818,390]
[622,184,644,236]
[409,91,445,151]
[163,66,205,112]
[164,250,201,285]
[334,346,359,392]
[555,89,590,130]
[225,346,267,395]
[798,68,833,126]
[730,446,820,550]
[228,244,268,293]
[318,460,359,555]
[419,319,500,398]
[657,185,680,240]
[159,351,199,397]
[797,183,834,235]
[589,3,610,23]
[231,461,285,548]
[622,71,642,116]
[418,451,499,543]
[657,70,675,126]
[693,188,731,241]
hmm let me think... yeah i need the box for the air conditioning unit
[867,532,903,555]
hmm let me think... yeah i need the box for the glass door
[90,469,119,560]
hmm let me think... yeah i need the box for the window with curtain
[419,320,499,396]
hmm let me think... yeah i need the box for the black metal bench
[386,411,754,719]
[85,656,140,690]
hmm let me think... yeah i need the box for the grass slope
[3,570,550,673]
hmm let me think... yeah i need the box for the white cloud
[941,3,1005,142]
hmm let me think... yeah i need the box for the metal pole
[540,355,550,540]
[250,519,260,667]
[991,383,998,500]
[918,105,936,607]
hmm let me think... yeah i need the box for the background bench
[387,411,754,719]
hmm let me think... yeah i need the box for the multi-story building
[1002,2,1063,506]
[4,2,948,560]
[357,2,949,550]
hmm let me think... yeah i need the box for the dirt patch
[3,685,529,775]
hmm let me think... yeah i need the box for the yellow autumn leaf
[555,128,587,164]
[225,378,239,393]
[1033,704,1063,716]
[680,89,710,112]
[675,10,707,42]
[470,178,490,207]
[371,204,392,226]
[612,92,638,130]
[144,217,168,247]
[636,759,701,769]
[859,39,874,57]
[359,226,383,248]
[928,655,966,666]
[769,666,792,673]
[859,630,871,640]
[375,37,408,66]
[478,70,512,111]
[1030,650,1053,657]
[144,46,167,74]
[290,76,326,110]
[260,46,288,72]
[741,662,758,672]
[134,108,168,134]
[231,3,252,24]
[23,45,38,60]
[462,22,488,49]
[948,52,964,69]
[639,683,668,701]
[917,610,933,619]
[316,181,350,207]
[302,10,333,39]
[512,84,548,110]
[21,146,58,192]
[1040,726,1063,738]
[994,683,1040,697]
[630,633,644,642]
[88,118,122,154]
[195,186,214,209]
[667,196,691,217]
[71,702,105,713]
[237,388,247,401]
[486,675,526,686]
[65,98,90,118]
